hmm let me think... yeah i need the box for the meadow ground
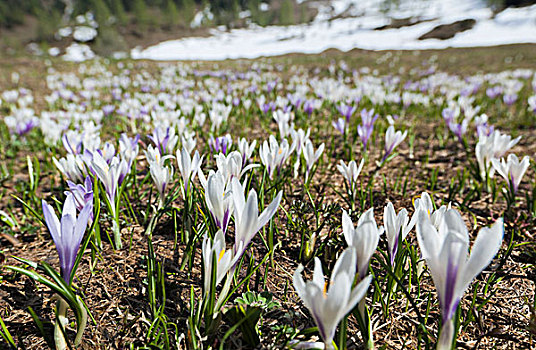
[0,44,536,349]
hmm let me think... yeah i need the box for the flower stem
[437,319,454,350]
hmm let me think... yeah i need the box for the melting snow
[132,0,536,60]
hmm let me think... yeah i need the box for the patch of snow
[26,43,43,56]
[259,3,270,11]
[73,26,98,42]
[63,43,95,62]
[239,10,251,19]
[191,6,214,28]
[48,47,61,57]
[112,52,129,59]
[132,1,536,61]
[57,27,73,38]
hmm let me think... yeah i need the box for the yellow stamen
[218,249,225,263]
[323,281,329,297]
[278,148,283,155]
[411,194,421,207]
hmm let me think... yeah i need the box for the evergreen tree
[133,0,150,29]
[90,0,112,25]
[279,0,294,25]
[181,0,196,26]
[108,0,127,25]
[165,0,179,26]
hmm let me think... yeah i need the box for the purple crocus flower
[287,93,303,109]
[303,100,315,116]
[475,115,494,138]
[476,123,494,138]
[102,105,115,116]
[209,135,232,155]
[42,193,92,283]
[441,108,457,125]
[261,101,276,115]
[357,108,379,149]
[16,119,38,136]
[119,133,140,170]
[66,176,94,222]
[62,132,83,155]
[266,80,277,93]
[503,94,518,106]
[337,104,357,122]
[448,119,469,144]
[332,118,347,135]
[416,209,503,349]
[282,104,292,113]
[148,126,179,155]
[486,86,503,99]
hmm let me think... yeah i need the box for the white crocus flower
[408,192,450,233]
[238,138,257,164]
[215,151,259,185]
[119,133,140,168]
[145,144,172,167]
[148,160,174,207]
[337,159,364,191]
[273,109,293,138]
[475,129,521,179]
[54,153,87,183]
[259,135,295,179]
[383,202,411,266]
[181,131,197,154]
[290,128,310,177]
[176,147,203,195]
[341,208,383,279]
[202,229,240,293]
[91,153,125,215]
[205,171,234,233]
[382,126,407,162]
[302,140,325,182]
[417,209,503,350]
[491,154,530,194]
[231,178,282,257]
[293,248,372,347]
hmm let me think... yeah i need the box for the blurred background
[0,0,535,60]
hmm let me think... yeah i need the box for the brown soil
[1,48,536,348]
[419,19,477,41]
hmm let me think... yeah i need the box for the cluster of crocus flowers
[148,125,178,155]
[259,135,296,179]
[293,248,372,348]
[201,177,282,296]
[342,208,382,280]
[416,208,503,350]
[475,129,520,180]
[209,134,233,154]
